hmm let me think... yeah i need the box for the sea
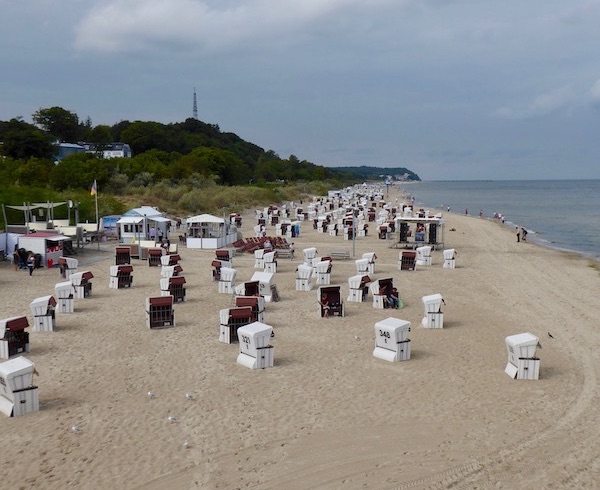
[400,180,600,261]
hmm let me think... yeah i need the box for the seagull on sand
[548,332,554,339]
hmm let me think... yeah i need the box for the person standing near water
[516,227,521,242]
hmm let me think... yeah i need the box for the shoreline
[1,185,599,489]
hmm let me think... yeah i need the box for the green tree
[0,118,55,160]
[32,106,82,142]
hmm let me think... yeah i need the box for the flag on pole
[90,180,97,196]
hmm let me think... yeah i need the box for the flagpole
[93,180,100,250]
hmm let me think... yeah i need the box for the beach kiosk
[29,296,56,332]
[0,317,30,359]
[295,264,313,291]
[236,322,274,369]
[160,276,186,302]
[505,333,540,380]
[145,296,175,329]
[373,317,411,362]
[185,214,238,250]
[109,265,133,289]
[70,271,93,299]
[421,293,444,328]
[58,257,78,279]
[0,356,39,417]
[219,307,254,344]
[443,249,457,269]
[235,296,265,323]
[55,281,74,313]
[17,232,70,269]
[250,271,279,302]
[347,275,371,302]
[218,267,237,294]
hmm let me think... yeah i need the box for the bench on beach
[329,249,351,260]
[274,248,294,260]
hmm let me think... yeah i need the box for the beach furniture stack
[421,294,444,328]
[315,258,332,285]
[416,246,432,266]
[399,251,417,271]
[70,271,94,299]
[362,252,377,273]
[317,285,345,317]
[147,248,163,267]
[160,276,186,302]
[263,251,277,273]
[109,265,134,289]
[55,281,74,313]
[58,257,78,279]
[295,264,313,291]
[504,333,540,380]
[236,322,274,369]
[254,249,265,269]
[372,317,411,362]
[369,278,394,309]
[0,356,39,417]
[0,317,30,359]
[235,296,265,323]
[145,296,175,329]
[347,274,371,302]
[115,246,131,265]
[29,296,56,332]
[218,267,237,294]
[443,249,457,269]
[251,271,278,302]
[219,306,254,344]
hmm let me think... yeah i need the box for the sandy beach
[1,186,599,489]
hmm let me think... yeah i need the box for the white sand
[1,187,599,489]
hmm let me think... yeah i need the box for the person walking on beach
[516,227,521,242]
[521,228,528,242]
[26,253,35,276]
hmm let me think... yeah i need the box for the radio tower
[192,88,198,120]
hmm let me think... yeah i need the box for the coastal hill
[332,165,420,182]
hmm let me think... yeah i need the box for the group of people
[516,226,528,243]
[13,249,36,276]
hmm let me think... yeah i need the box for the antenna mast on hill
[192,88,198,120]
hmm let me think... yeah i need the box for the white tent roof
[122,206,164,218]
[117,216,171,224]
[186,214,225,224]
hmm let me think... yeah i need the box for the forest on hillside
[0,106,420,225]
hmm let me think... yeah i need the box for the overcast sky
[2,0,600,180]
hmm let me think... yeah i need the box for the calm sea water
[402,180,600,260]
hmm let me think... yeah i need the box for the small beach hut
[421,293,444,328]
[29,296,56,332]
[0,317,30,359]
[295,264,313,291]
[0,356,39,417]
[317,285,344,317]
[160,276,186,302]
[145,296,175,329]
[399,251,417,271]
[236,322,274,369]
[416,246,432,266]
[234,281,260,297]
[218,267,237,294]
[315,259,332,285]
[250,271,278,302]
[70,271,93,299]
[369,278,394,309]
[347,275,371,302]
[235,296,265,323]
[109,265,133,289]
[373,317,411,362]
[263,251,277,273]
[185,214,238,249]
[58,257,78,279]
[443,249,457,269]
[219,307,254,344]
[54,281,74,313]
[505,333,540,380]
[115,246,131,265]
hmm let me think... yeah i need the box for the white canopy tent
[185,214,238,249]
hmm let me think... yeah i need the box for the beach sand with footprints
[1,185,599,489]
